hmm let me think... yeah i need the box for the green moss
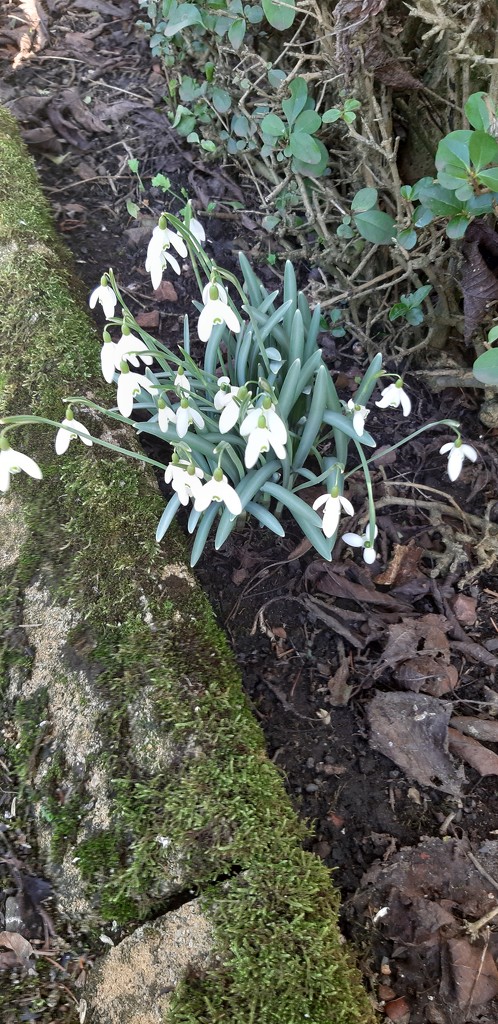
[11,687,49,782]
[0,108,375,1023]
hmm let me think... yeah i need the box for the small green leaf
[261,113,287,137]
[126,199,140,219]
[476,167,498,189]
[151,173,171,191]
[489,325,498,343]
[246,3,264,21]
[469,130,498,172]
[288,131,322,164]
[342,111,356,123]
[228,16,246,47]
[396,227,417,250]
[435,131,472,172]
[293,109,322,134]
[281,76,308,126]
[127,157,139,173]
[212,87,232,113]
[200,139,217,151]
[446,214,470,238]
[351,187,378,213]
[267,68,287,87]
[186,131,200,143]
[473,347,498,385]
[321,107,341,123]
[353,209,395,244]
[163,3,204,36]
[262,0,296,30]
[465,92,493,132]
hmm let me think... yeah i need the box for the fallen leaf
[379,615,450,673]
[0,931,34,967]
[368,692,465,794]
[396,656,459,696]
[12,0,49,68]
[135,311,159,329]
[450,593,477,625]
[447,937,498,1007]
[375,544,424,587]
[327,657,352,706]
[448,728,498,776]
[450,716,498,743]
[384,996,411,1022]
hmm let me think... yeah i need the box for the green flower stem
[345,418,460,478]
[1,414,170,472]
[351,438,376,544]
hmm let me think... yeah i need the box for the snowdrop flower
[183,201,206,243]
[165,460,204,505]
[55,408,93,455]
[313,490,355,539]
[145,222,187,290]
[89,277,117,320]
[157,398,177,433]
[342,524,378,564]
[194,468,242,516]
[240,401,287,468]
[375,379,411,417]
[100,330,117,383]
[175,398,205,439]
[0,436,42,492]
[198,282,241,342]
[214,378,250,433]
[114,327,153,370]
[116,365,158,418]
[439,438,478,481]
[174,367,191,393]
[347,399,370,436]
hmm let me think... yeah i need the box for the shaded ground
[2,3,498,1023]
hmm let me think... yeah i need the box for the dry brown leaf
[12,0,49,68]
[448,728,498,777]
[0,931,34,967]
[450,593,477,626]
[450,716,498,743]
[377,614,451,678]
[447,937,498,1007]
[327,658,352,706]
[334,0,387,23]
[396,656,458,696]
[375,544,424,587]
[368,692,465,794]
[363,37,423,90]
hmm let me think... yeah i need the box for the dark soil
[2,4,498,1023]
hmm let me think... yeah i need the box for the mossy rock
[0,107,375,1024]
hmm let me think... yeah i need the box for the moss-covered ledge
[0,107,374,1024]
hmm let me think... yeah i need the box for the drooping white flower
[164,461,204,505]
[198,282,241,342]
[89,279,117,319]
[174,368,191,393]
[347,399,370,437]
[342,524,378,565]
[145,224,187,290]
[194,468,242,516]
[100,332,117,383]
[0,438,42,493]
[313,491,355,539]
[214,378,249,433]
[189,217,206,244]
[175,398,205,439]
[116,366,158,418]
[439,439,478,481]
[375,380,411,417]
[240,402,287,468]
[114,329,153,370]
[55,410,93,455]
[157,400,177,433]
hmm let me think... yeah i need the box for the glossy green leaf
[396,227,417,250]
[351,187,378,213]
[469,130,498,172]
[156,494,181,542]
[212,87,232,113]
[322,410,376,447]
[262,0,295,30]
[163,3,203,35]
[473,347,498,385]
[435,131,472,171]
[261,113,287,137]
[288,131,321,164]
[476,167,498,189]
[465,92,493,132]
[281,77,308,126]
[446,214,470,239]
[293,109,322,134]
[228,16,246,47]
[290,139,329,177]
[353,209,395,244]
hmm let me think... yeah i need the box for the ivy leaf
[262,0,296,30]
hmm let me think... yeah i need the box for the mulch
[2,3,498,1023]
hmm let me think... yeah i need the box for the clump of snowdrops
[1,203,478,566]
